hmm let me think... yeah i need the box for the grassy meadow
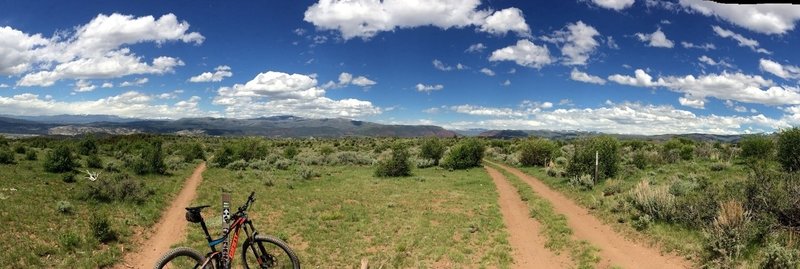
[0,131,799,268]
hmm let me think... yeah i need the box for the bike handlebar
[237,191,257,214]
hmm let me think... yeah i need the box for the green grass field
[179,164,513,268]
[0,149,196,268]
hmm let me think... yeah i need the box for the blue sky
[1,0,800,134]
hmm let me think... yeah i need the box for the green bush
[441,139,485,170]
[132,141,166,175]
[44,145,78,173]
[212,146,235,168]
[58,232,81,250]
[415,158,436,168]
[318,145,335,156]
[56,200,73,214]
[274,159,293,170]
[419,138,445,165]
[182,143,205,162]
[518,138,557,167]
[709,162,728,172]
[632,214,653,231]
[661,138,694,163]
[777,127,800,173]
[13,145,26,154]
[90,213,117,243]
[284,145,299,159]
[86,153,103,169]
[326,151,373,166]
[739,134,774,161]
[374,144,412,177]
[24,150,37,160]
[567,136,620,181]
[631,151,648,170]
[0,147,14,164]
[746,169,800,227]
[78,136,98,155]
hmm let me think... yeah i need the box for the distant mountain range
[0,115,457,138]
[0,114,747,142]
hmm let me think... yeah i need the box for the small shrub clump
[82,173,153,204]
[90,213,117,243]
[777,127,800,172]
[704,200,754,268]
[760,243,799,269]
[0,147,14,164]
[44,145,78,173]
[518,138,558,167]
[629,180,675,221]
[225,159,249,171]
[419,138,445,165]
[56,200,74,214]
[441,139,485,170]
[567,136,620,181]
[374,144,412,177]
[569,174,595,190]
[24,150,37,160]
[297,166,320,180]
[739,134,774,161]
[85,153,103,169]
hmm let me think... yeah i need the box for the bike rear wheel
[154,247,214,269]
[241,235,300,269]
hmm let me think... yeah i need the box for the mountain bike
[154,192,300,269]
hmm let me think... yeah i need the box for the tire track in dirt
[484,165,573,269]
[488,161,690,269]
[115,162,206,269]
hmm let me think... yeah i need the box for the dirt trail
[484,166,573,268]
[116,162,207,269]
[488,161,690,269]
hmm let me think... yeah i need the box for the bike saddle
[185,205,210,223]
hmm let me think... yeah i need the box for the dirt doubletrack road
[487,161,690,269]
[484,165,573,268]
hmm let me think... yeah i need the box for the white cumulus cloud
[416,83,444,93]
[489,39,552,69]
[189,65,233,82]
[303,0,530,40]
[680,0,800,35]
[759,59,800,80]
[591,0,635,10]
[712,26,771,54]
[571,68,606,85]
[635,28,674,48]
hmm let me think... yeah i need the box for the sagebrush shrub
[629,180,675,221]
[211,146,235,168]
[82,173,153,204]
[746,169,800,228]
[518,138,557,167]
[760,243,799,269]
[569,174,595,190]
[704,200,753,268]
[225,159,249,171]
[90,213,117,243]
[777,127,800,173]
[57,200,73,214]
[441,139,485,170]
[374,144,412,177]
[326,151,373,166]
[415,158,436,169]
[274,159,293,170]
[298,166,319,180]
[182,143,205,162]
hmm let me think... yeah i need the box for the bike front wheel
[154,247,214,269]
[241,235,300,269]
